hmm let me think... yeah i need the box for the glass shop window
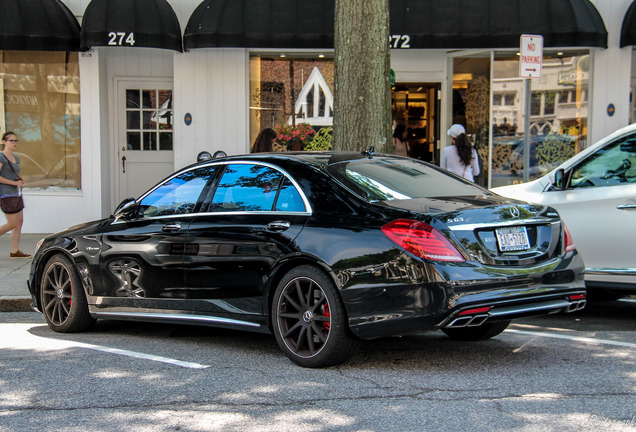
[249,55,334,152]
[491,53,589,187]
[0,51,81,190]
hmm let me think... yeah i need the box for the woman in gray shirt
[0,131,30,258]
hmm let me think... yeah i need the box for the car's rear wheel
[272,265,359,368]
[441,320,511,341]
[40,254,95,333]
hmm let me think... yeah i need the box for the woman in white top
[440,124,480,181]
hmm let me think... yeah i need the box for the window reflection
[1,51,80,190]
[138,166,217,217]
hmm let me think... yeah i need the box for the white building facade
[6,0,636,233]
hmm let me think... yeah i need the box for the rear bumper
[344,281,586,340]
[438,291,586,329]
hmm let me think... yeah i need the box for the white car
[493,124,636,299]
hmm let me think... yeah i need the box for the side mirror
[552,168,566,191]
[113,197,138,219]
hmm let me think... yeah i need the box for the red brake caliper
[322,302,330,331]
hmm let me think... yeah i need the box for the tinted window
[570,134,636,188]
[274,178,305,212]
[137,166,217,217]
[210,164,284,212]
[326,157,490,202]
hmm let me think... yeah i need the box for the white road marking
[0,323,211,369]
[507,328,636,349]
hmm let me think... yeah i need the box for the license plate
[495,226,530,252]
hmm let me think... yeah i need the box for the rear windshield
[326,157,492,202]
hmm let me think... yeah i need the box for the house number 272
[108,32,136,46]
[389,35,411,49]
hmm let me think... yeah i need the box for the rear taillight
[562,223,576,253]
[382,219,465,262]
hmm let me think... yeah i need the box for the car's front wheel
[40,254,95,333]
[441,320,511,341]
[272,265,359,368]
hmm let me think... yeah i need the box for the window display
[1,51,80,190]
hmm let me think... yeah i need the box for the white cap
[447,124,466,138]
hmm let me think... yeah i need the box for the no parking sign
[520,34,543,78]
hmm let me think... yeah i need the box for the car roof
[191,150,393,169]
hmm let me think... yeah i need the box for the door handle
[162,222,182,232]
[617,203,636,210]
[267,221,291,231]
[122,155,127,173]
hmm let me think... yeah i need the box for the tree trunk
[333,0,392,153]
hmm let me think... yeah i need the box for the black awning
[184,0,335,50]
[390,0,607,49]
[0,0,80,51]
[621,1,636,47]
[81,0,182,51]
[185,0,607,51]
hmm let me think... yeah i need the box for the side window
[570,135,636,188]
[137,166,218,217]
[210,164,284,212]
[274,178,306,212]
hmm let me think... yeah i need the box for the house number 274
[108,32,136,46]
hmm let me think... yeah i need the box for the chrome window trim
[114,160,313,225]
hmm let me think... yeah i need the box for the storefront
[2,0,634,233]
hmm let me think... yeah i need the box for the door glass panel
[159,133,173,151]
[142,90,154,109]
[127,132,141,151]
[143,111,153,129]
[570,135,636,188]
[210,164,284,212]
[274,178,305,212]
[137,166,219,218]
[125,88,173,152]
[127,111,140,129]
[126,89,140,108]
[143,132,157,151]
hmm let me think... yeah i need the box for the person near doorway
[0,131,30,258]
[252,128,277,153]
[392,124,408,157]
[441,124,480,182]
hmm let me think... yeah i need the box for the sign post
[519,35,543,182]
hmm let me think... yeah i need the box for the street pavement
[0,233,44,312]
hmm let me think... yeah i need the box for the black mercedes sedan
[28,151,586,367]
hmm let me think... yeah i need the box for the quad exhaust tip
[445,294,587,328]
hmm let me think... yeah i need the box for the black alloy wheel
[272,265,359,368]
[441,320,511,341]
[40,254,95,333]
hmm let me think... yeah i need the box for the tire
[441,320,511,341]
[40,254,95,333]
[272,265,359,368]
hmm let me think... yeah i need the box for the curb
[0,298,33,312]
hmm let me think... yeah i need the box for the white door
[116,79,175,203]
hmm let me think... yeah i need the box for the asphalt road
[1,299,635,432]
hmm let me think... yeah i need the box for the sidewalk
[0,233,46,312]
